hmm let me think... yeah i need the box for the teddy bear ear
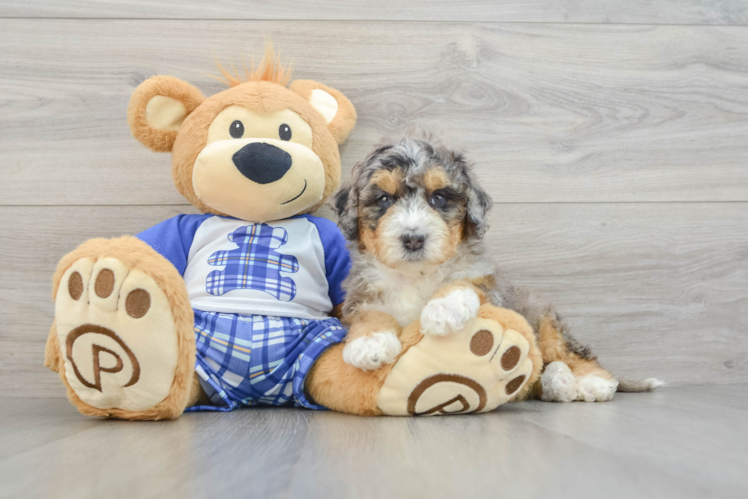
[289,80,357,144]
[127,75,205,152]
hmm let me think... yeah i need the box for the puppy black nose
[232,142,292,184]
[401,234,426,252]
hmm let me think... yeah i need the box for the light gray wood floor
[1,386,746,498]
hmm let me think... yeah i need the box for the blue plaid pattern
[206,223,299,301]
[186,310,346,412]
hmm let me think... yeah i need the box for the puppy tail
[616,377,664,393]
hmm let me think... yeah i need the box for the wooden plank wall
[1,2,747,398]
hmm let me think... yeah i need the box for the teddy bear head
[127,49,356,222]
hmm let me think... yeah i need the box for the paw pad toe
[125,289,151,318]
[469,329,493,356]
[505,374,526,395]
[500,346,521,371]
[68,272,83,300]
[94,269,115,298]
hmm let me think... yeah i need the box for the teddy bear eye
[279,124,292,141]
[230,120,244,139]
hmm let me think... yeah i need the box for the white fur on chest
[359,261,452,327]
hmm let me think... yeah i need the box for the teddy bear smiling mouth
[281,179,307,205]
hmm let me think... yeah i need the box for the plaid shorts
[186,310,346,412]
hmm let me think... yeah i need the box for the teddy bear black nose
[232,142,292,184]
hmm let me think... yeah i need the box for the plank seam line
[0,17,747,27]
[2,200,748,208]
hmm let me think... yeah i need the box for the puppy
[331,136,662,402]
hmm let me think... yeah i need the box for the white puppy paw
[576,375,619,402]
[640,378,665,390]
[541,361,577,402]
[420,288,481,336]
[343,332,402,371]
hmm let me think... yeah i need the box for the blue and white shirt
[136,214,350,320]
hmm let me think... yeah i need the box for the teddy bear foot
[50,238,196,420]
[376,304,540,416]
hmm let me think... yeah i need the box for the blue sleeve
[135,214,213,276]
[302,215,351,307]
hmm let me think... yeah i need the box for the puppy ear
[329,176,358,241]
[464,170,493,240]
[127,76,205,152]
[289,80,357,144]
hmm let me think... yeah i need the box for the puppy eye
[230,120,244,139]
[279,124,292,141]
[430,193,447,209]
[378,194,394,210]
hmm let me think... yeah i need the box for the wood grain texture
[2,203,746,399]
[1,0,747,25]
[1,4,746,496]
[1,387,746,497]
[2,20,748,205]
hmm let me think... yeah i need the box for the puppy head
[332,136,493,271]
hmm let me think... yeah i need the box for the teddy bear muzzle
[192,138,326,222]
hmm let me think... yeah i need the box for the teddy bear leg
[304,344,388,416]
[305,323,423,416]
[308,302,542,417]
[49,236,196,420]
[376,303,542,416]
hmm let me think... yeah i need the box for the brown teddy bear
[44,48,540,419]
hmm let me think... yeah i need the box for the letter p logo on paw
[407,374,488,415]
[66,324,140,392]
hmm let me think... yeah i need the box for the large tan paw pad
[377,306,534,416]
[55,257,179,412]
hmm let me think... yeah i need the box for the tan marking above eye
[371,168,403,195]
[424,167,450,192]
[206,106,313,148]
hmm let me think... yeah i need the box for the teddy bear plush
[44,49,540,419]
